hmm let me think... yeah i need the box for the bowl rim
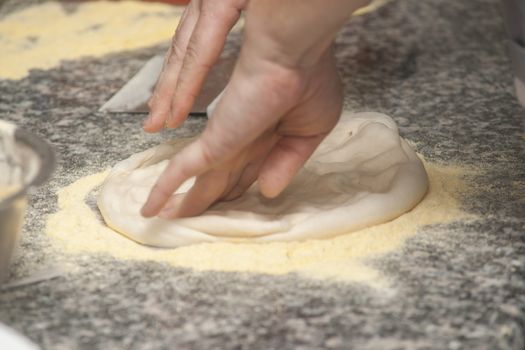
[0,126,55,210]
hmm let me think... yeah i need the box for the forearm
[242,0,370,69]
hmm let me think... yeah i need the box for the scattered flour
[46,161,473,289]
[0,0,388,80]
[0,1,183,79]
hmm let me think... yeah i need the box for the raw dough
[97,112,428,247]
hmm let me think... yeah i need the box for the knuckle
[252,66,305,107]
[271,69,305,98]
[169,36,186,63]
[198,139,217,166]
[174,83,198,102]
[184,41,199,61]
[171,154,193,180]
[184,43,212,71]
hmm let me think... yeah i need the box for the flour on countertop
[0,1,184,79]
[46,160,474,289]
[0,0,388,80]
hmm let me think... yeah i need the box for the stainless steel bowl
[0,121,55,283]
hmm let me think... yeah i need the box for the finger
[157,192,185,218]
[142,60,299,217]
[167,2,243,128]
[222,160,264,201]
[258,134,324,198]
[143,1,201,133]
[141,137,218,217]
[158,169,229,218]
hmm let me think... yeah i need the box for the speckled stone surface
[0,0,524,349]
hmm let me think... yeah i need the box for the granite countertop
[1,0,524,349]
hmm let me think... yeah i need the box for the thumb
[257,134,324,198]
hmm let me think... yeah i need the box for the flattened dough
[97,112,428,247]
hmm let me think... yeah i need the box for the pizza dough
[97,112,428,247]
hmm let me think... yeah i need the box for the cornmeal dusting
[0,0,386,80]
[46,161,474,289]
[0,1,183,79]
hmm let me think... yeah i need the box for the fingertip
[258,136,325,199]
[258,175,285,199]
[257,153,293,199]
[142,123,162,133]
[142,120,156,133]
[143,114,167,133]
[141,190,170,218]
[140,204,156,218]
[156,194,186,219]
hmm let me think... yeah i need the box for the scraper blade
[100,54,235,115]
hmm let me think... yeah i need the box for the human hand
[143,0,248,132]
[141,0,370,218]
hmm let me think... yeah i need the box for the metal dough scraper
[100,55,235,115]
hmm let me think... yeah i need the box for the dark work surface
[0,0,524,349]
